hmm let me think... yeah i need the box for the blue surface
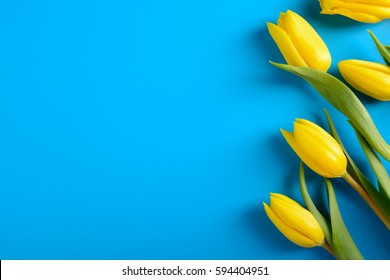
[0,0,389,260]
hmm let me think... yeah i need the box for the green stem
[322,242,337,259]
[342,171,390,230]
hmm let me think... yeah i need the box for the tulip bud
[263,193,325,248]
[320,0,390,23]
[267,10,331,72]
[338,60,390,101]
[281,119,347,178]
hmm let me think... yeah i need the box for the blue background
[1,0,389,260]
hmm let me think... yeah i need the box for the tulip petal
[270,195,325,245]
[295,119,343,154]
[338,60,390,101]
[320,0,390,23]
[294,121,347,177]
[263,203,319,248]
[281,128,341,178]
[284,10,331,71]
[280,129,323,175]
[270,193,301,207]
[340,59,390,74]
[337,0,390,4]
[267,22,308,67]
[323,8,381,23]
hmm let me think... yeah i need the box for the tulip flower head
[267,10,331,72]
[320,0,390,23]
[338,60,390,101]
[263,193,325,248]
[281,119,347,178]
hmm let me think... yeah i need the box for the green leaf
[378,182,390,205]
[270,62,390,162]
[299,162,332,247]
[324,109,361,183]
[349,121,390,201]
[368,30,390,66]
[324,110,390,220]
[325,179,364,260]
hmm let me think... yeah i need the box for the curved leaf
[325,179,364,260]
[270,62,390,161]
[368,30,390,66]
[325,110,390,220]
[378,182,390,204]
[299,162,332,246]
[349,121,390,201]
[324,109,361,183]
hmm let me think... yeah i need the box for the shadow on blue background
[0,0,389,259]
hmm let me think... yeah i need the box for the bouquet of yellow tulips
[263,4,390,260]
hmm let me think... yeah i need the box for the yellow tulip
[338,60,390,101]
[281,119,347,178]
[267,10,331,72]
[263,193,325,248]
[320,0,390,23]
